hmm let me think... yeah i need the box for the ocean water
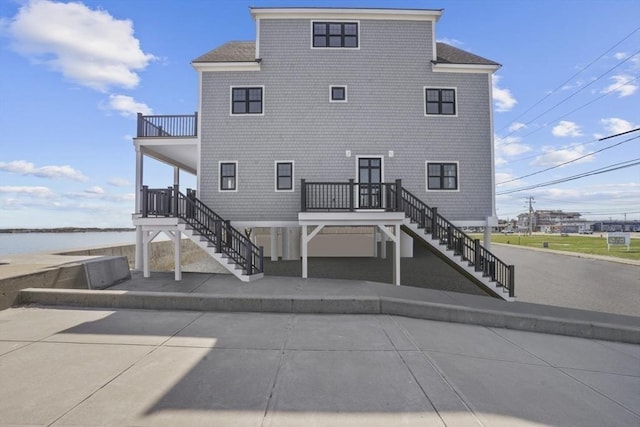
[0,231,137,257]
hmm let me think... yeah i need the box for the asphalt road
[489,245,639,317]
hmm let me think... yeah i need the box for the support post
[173,184,179,217]
[141,186,148,217]
[474,239,481,271]
[509,265,515,297]
[300,179,306,212]
[143,231,150,278]
[394,224,401,286]
[372,227,378,257]
[173,230,182,281]
[135,226,143,270]
[395,179,402,212]
[302,225,308,278]
[245,240,253,275]
[270,227,279,261]
[431,207,438,240]
[483,224,492,251]
[215,220,222,253]
[282,227,290,260]
[349,179,355,211]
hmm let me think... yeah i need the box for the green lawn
[470,233,640,261]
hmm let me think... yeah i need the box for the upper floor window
[425,88,456,116]
[330,85,347,102]
[219,161,237,191]
[231,87,263,115]
[275,161,294,191]
[313,22,358,48]
[427,162,458,191]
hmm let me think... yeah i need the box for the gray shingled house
[132,7,515,300]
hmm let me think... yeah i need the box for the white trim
[329,85,348,102]
[424,86,458,117]
[488,74,497,218]
[274,160,295,192]
[218,160,238,192]
[255,18,261,59]
[425,160,460,192]
[230,85,265,116]
[251,8,442,22]
[432,63,500,74]
[192,62,261,72]
[311,20,360,50]
[196,70,203,193]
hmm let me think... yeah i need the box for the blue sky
[0,0,638,228]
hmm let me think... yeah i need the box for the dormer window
[313,22,359,48]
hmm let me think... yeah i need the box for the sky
[0,0,638,228]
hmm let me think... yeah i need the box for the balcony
[136,113,198,138]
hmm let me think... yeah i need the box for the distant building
[516,210,589,233]
[592,221,640,232]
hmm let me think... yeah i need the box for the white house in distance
[132,7,515,300]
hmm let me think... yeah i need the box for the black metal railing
[136,113,198,137]
[301,179,403,212]
[299,179,514,296]
[141,185,263,276]
[401,187,515,297]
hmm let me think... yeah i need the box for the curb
[18,288,640,344]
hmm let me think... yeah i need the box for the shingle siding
[200,18,494,222]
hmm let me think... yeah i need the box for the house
[132,7,515,299]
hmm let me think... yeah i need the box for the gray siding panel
[200,19,494,222]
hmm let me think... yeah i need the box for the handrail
[301,179,402,212]
[141,186,263,276]
[401,187,515,297]
[136,113,198,137]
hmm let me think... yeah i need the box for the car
[502,229,515,234]
[579,229,593,234]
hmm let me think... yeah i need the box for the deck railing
[140,185,263,276]
[301,179,403,212]
[300,180,515,296]
[136,113,198,138]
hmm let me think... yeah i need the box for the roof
[192,41,499,67]
[435,42,500,66]
[192,41,256,63]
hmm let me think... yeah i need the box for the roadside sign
[607,232,631,251]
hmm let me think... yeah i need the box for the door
[358,157,382,209]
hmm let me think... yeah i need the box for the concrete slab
[0,341,152,426]
[286,314,395,351]
[263,350,444,427]
[395,316,547,365]
[490,328,640,375]
[166,312,292,349]
[55,347,281,427]
[428,351,640,427]
[0,306,111,341]
[43,309,202,346]
[561,368,640,416]
[0,340,30,356]
[84,256,130,289]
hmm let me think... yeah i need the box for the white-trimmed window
[426,162,459,191]
[231,86,264,115]
[275,161,294,192]
[330,85,347,102]
[424,88,457,116]
[312,21,359,48]
[219,161,238,192]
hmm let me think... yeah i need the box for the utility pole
[527,196,535,235]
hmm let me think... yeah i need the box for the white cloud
[508,122,526,132]
[5,0,155,91]
[85,186,105,194]
[106,94,152,116]
[0,185,55,198]
[602,74,638,97]
[437,37,464,47]
[0,160,88,181]
[495,172,523,188]
[492,75,517,112]
[551,121,582,137]
[494,135,532,167]
[531,145,595,167]
[600,117,637,135]
[108,177,131,187]
[613,52,628,60]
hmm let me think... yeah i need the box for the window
[425,88,456,115]
[231,87,263,115]
[219,162,237,191]
[330,86,347,102]
[427,162,458,190]
[275,161,294,191]
[313,22,358,48]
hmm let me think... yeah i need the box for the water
[0,231,137,257]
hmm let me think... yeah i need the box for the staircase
[142,187,264,282]
[400,188,515,300]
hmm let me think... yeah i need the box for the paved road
[490,245,639,317]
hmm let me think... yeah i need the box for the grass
[470,233,640,261]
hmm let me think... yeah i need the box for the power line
[496,134,639,185]
[498,51,640,140]
[497,25,640,134]
[496,159,640,195]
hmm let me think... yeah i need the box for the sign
[607,232,631,251]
